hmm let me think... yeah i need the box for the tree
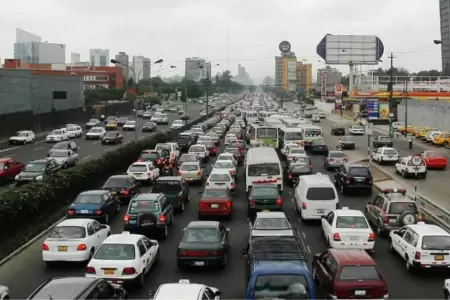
[84,88,125,104]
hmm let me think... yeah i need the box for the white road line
[0,147,19,153]
[81,155,91,160]
[35,140,46,144]
[124,141,131,145]
[105,148,112,152]
[33,146,43,151]
[93,141,100,144]
[306,245,311,254]
[302,231,307,239]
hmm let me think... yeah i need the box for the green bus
[247,124,279,148]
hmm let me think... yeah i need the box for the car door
[315,252,334,291]
[335,165,346,187]
[91,220,109,243]
[137,239,151,272]
[398,229,415,258]
[322,212,335,240]
[392,227,408,253]
[101,193,115,217]
[219,224,229,251]
[160,196,172,224]
[86,223,102,249]
[142,237,157,266]
[366,195,382,223]
[371,196,385,224]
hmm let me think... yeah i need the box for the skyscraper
[296,61,312,96]
[89,49,109,66]
[71,53,80,64]
[114,52,130,79]
[133,56,145,82]
[14,28,65,64]
[185,57,206,81]
[440,0,450,75]
[143,58,151,79]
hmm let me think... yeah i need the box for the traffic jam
[1,93,450,299]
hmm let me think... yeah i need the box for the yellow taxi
[420,127,437,140]
[413,126,426,138]
[105,120,118,130]
[432,131,450,146]
[398,124,415,134]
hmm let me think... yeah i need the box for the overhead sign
[320,72,327,101]
[335,84,343,98]
[325,35,380,65]
[411,155,422,166]
[279,41,291,53]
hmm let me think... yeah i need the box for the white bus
[299,124,323,145]
[247,124,279,148]
[278,126,305,149]
[245,147,283,192]
[281,118,307,127]
[263,117,283,127]
[244,110,258,124]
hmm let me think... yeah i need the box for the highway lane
[0,128,445,298]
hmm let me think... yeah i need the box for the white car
[85,127,106,140]
[66,125,83,138]
[197,135,213,144]
[318,112,326,119]
[206,170,235,192]
[46,129,69,142]
[321,207,375,253]
[212,160,236,178]
[155,143,180,161]
[395,156,427,178]
[311,114,320,122]
[127,161,160,183]
[371,147,399,164]
[286,146,307,162]
[151,114,160,122]
[188,144,209,161]
[42,218,111,264]
[224,134,238,146]
[9,130,35,145]
[123,120,136,131]
[0,285,8,300]
[200,110,207,116]
[86,232,159,287]
[150,279,221,300]
[444,279,450,299]
[171,120,184,130]
[156,113,169,124]
[348,124,365,135]
[216,153,238,167]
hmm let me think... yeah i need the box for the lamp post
[198,62,220,115]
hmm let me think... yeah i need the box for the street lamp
[434,40,442,45]
[198,62,220,115]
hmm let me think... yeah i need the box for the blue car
[67,190,120,224]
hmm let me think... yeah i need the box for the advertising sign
[379,103,390,119]
[325,35,379,65]
[366,98,379,119]
[335,84,343,98]
[279,41,291,53]
[320,72,327,101]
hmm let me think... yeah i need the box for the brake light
[120,190,129,195]
[94,210,102,215]
[418,215,422,221]
[414,251,421,260]
[276,197,282,206]
[86,266,96,274]
[124,214,130,222]
[302,202,307,209]
[211,251,222,256]
[249,199,255,206]
[77,244,87,251]
[308,164,312,169]
[211,148,216,152]
[122,267,136,275]
[197,170,201,175]
[42,243,49,251]
[230,170,235,175]
[368,232,375,242]
[333,233,341,241]
[288,174,292,179]
[67,209,75,216]
[329,158,334,162]
[148,172,152,176]
[288,155,293,159]
[345,176,351,184]
[199,201,209,208]
[230,182,235,188]
[206,182,209,186]
[136,160,141,162]
[159,215,166,222]
[226,201,231,208]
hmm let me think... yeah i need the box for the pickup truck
[0,157,25,184]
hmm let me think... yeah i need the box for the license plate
[263,210,270,212]
[58,246,67,251]
[435,255,444,261]
[211,204,219,208]
[355,178,364,182]
[389,218,397,224]
[349,237,359,241]
[80,210,89,214]
[111,191,116,195]
[193,261,204,266]
[354,290,366,296]
[317,209,325,214]
[128,220,136,224]
[103,269,116,275]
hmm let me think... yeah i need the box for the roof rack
[250,234,307,261]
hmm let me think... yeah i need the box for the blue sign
[366,98,379,119]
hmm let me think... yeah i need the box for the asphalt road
[0,112,445,298]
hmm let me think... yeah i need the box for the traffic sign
[411,155,422,166]
[365,123,373,135]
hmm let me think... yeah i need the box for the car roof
[329,248,375,265]
[32,277,98,299]
[103,232,143,244]
[406,223,449,236]
[180,161,200,166]
[133,193,161,201]
[157,176,183,181]
[56,218,94,227]
[186,221,220,228]
[155,282,204,299]
[256,211,287,219]
[333,208,365,217]
[210,169,231,175]
[79,190,108,196]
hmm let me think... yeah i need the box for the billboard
[317,35,383,65]
[335,84,343,98]
[279,41,291,53]
[320,71,327,101]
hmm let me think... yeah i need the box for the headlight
[15,175,19,180]
[36,175,43,180]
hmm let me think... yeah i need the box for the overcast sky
[1,0,442,83]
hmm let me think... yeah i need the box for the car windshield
[152,181,182,193]
[306,187,336,201]
[51,130,63,135]
[144,122,154,126]
[103,177,129,188]
[50,226,86,239]
[177,135,191,141]
[140,152,159,160]
[388,202,418,214]
[24,163,46,172]
[52,143,68,149]
[180,155,197,162]
[248,163,280,176]
[336,216,369,228]
[295,157,310,164]
[155,144,170,151]
[422,236,450,250]
[202,189,229,198]
[90,128,103,133]
[224,148,239,155]
[209,174,231,182]
[190,146,205,152]
[214,161,234,169]
[94,244,136,260]
[129,200,160,214]
[88,119,98,123]
[329,152,345,158]
[181,228,220,242]
[338,266,380,281]
[128,165,148,172]
[254,217,290,230]
[180,164,199,171]
[349,167,370,176]
[252,187,278,197]
[312,140,325,145]
[379,136,391,141]
[290,148,305,154]
[292,165,310,172]
[17,132,27,137]
[105,132,118,138]
[341,136,353,141]
[254,275,309,299]
[50,151,68,157]
[383,149,398,155]
[125,121,135,125]
[74,194,103,204]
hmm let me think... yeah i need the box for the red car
[229,140,247,154]
[421,150,447,169]
[200,142,217,157]
[198,186,232,219]
[313,249,388,299]
[0,157,25,184]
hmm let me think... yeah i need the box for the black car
[177,221,229,269]
[176,133,195,151]
[142,122,157,132]
[334,163,373,195]
[284,163,312,186]
[102,131,123,145]
[331,125,346,136]
[67,190,120,223]
[373,135,393,147]
[152,177,189,212]
[338,136,355,149]
[181,113,190,120]
[102,175,140,203]
[15,158,61,185]
[27,277,127,300]
[308,139,328,154]
[116,117,127,126]
[48,141,78,156]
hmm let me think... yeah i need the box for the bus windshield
[248,163,280,176]
[285,131,304,140]
[256,128,278,139]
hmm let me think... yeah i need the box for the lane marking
[81,155,91,160]
[33,146,43,151]
[35,140,46,144]
[0,147,19,153]
[123,141,131,145]
[93,141,101,144]
[302,232,307,239]
[105,148,113,152]
[306,245,311,254]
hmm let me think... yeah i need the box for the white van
[245,147,283,192]
[294,173,339,221]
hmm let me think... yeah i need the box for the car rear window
[190,146,205,152]
[383,149,397,155]
[329,152,345,158]
[140,152,159,160]
[74,194,103,204]
[349,167,370,176]
[421,236,450,250]
[388,202,418,214]
[103,177,128,188]
[209,174,231,181]
[180,164,199,171]
[306,187,336,201]
[252,187,279,197]
[128,200,160,214]
[254,275,309,299]
[128,165,148,172]
[50,226,86,238]
[202,189,229,198]
[336,216,369,228]
[338,266,380,281]
[94,244,136,260]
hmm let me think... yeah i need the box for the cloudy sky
[1,0,442,83]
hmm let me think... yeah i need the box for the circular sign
[279,41,291,53]
[411,155,422,166]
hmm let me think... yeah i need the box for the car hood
[52,157,68,164]
[46,134,61,138]
[10,136,25,140]
[19,171,43,177]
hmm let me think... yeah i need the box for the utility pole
[404,80,408,136]
[387,52,396,137]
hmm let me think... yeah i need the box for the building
[70,53,80,64]
[143,58,151,79]
[317,66,342,95]
[14,42,66,64]
[440,0,450,75]
[274,56,283,90]
[132,56,145,82]
[275,51,297,93]
[114,52,130,79]
[15,28,41,43]
[89,49,109,67]
[185,57,207,81]
[296,61,312,96]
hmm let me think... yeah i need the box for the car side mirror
[100,224,107,229]
[393,230,400,235]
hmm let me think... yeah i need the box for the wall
[397,99,450,129]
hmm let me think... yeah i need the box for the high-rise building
[89,49,109,67]
[14,29,65,64]
[185,57,206,81]
[296,61,312,96]
[114,52,130,79]
[235,64,252,85]
[143,58,151,79]
[71,53,80,64]
[440,0,450,75]
[317,66,342,93]
[15,28,41,43]
[133,56,145,82]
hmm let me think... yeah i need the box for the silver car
[324,150,347,169]
[48,149,79,168]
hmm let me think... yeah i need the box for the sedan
[102,132,123,144]
[212,160,236,178]
[324,150,348,169]
[48,149,79,168]
[284,163,312,186]
[198,186,233,219]
[421,150,447,170]
[338,136,356,150]
[308,139,328,154]
[142,122,157,132]
[66,190,120,224]
[177,154,200,169]
[178,162,204,184]
[373,135,393,148]
[331,125,346,136]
